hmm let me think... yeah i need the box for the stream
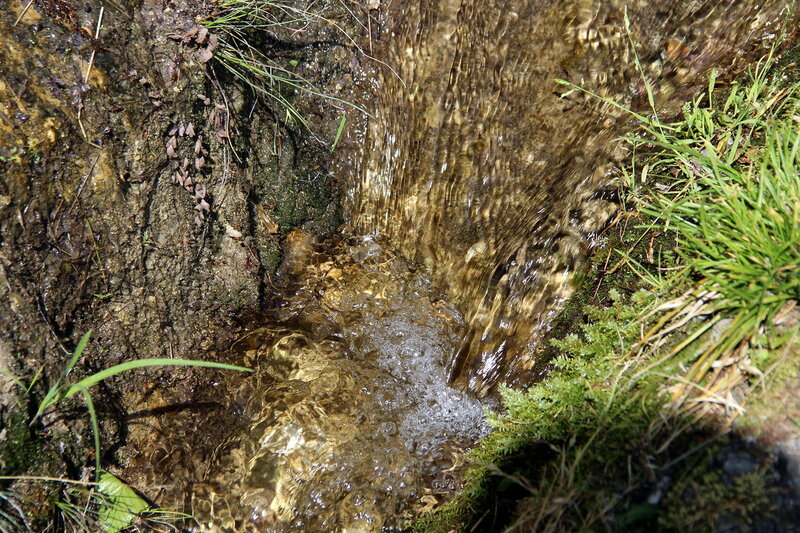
[342,0,794,396]
[184,1,795,530]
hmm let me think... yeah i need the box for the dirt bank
[0,0,369,525]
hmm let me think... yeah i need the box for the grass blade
[63,359,251,400]
[78,387,101,482]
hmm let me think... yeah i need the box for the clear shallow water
[188,234,487,531]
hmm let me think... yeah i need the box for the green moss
[416,289,674,532]
[0,407,50,480]
[260,243,282,273]
[659,463,775,531]
[772,43,800,86]
[530,210,681,379]
[253,156,334,235]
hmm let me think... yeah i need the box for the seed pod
[198,48,213,63]
[186,122,195,138]
[196,27,208,45]
[194,183,207,199]
[194,135,203,154]
[194,215,204,226]
[178,124,185,137]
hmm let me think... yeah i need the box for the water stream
[192,1,793,530]
[341,0,792,395]
[187,233,486,531]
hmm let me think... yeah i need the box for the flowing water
[341,0,794,395]
[187,1,796,530]
[186,232,486,531]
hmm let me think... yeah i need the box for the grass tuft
[202,0,366,128]
[1,331,251,530]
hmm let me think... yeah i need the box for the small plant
[201,0,365,128]
[557,39,800,405]
[0,472,191,533]
[33,471,190,533]
[31,331,251,483]
[0,331,250,530]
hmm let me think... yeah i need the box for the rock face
[0,0,364,524]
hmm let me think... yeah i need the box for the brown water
[340,0,795,395]
[186,233,486,531]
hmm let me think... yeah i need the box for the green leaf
[33,330,95,422]
[79,387,101,482]
[62,358,252,401]
[97,471,149,532]
[331,113,347,152]
[65,330,93,379]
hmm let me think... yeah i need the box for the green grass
[414,42,800,533]
[632,60,799,322]
[31,331,251,483]
[556,41,800,400]
[202,0,366,130]
[618,56,800,396]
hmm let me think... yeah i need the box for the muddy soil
[0,0,371,526]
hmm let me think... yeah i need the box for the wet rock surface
[0,0,365,524]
